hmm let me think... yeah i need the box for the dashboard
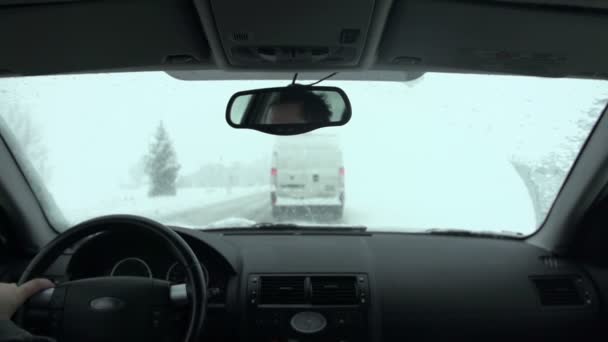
[40,227,607,342]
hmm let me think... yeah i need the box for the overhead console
[195,0,378,68]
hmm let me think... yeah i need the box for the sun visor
[378,1,608,78]
[0,0,211,75]
[0,0,80,5]
[496,0,608,10]
[198,0,375,68]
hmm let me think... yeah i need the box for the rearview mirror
[226,85,351,135]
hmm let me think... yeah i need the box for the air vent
[540,255,562,269]
[260,276,306,304]
[311,276,358,305]
[232,32,250,42]
[533,277,583,306]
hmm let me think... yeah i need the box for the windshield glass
[1,72,607,235]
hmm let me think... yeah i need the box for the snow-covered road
[162,192,273,228]
[157,150,538,234]
[59,186,268,226]
[59,157,537,233]
[160,174,536,234]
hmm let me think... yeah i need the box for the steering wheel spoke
[24,285,66,338]
[16,215,207,342]
[170,283,189,307]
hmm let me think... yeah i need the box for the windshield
[1,72,607,235]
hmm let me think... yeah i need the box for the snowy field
[49,146,536,234]
[54,185,268,226]
[340,143,537,234]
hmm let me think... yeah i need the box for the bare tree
[2,103,50,179]
[510,94,608,223]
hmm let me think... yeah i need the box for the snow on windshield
[0,72,606,235]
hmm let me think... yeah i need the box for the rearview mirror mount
[226,85,352,135]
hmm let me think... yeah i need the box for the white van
[271,133,345,219]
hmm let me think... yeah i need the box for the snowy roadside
[342,150,536,234]
[58,185,269,225]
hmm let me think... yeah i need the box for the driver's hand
[0,279,54,320]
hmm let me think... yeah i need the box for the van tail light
[271,168,278,187]
[339,167,345,176]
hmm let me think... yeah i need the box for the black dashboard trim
[41,227,607,341]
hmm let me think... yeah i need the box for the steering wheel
[16,215,207,342]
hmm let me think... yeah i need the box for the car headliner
[0,0,607,79]
[0,0,608,254]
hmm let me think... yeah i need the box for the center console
[246,274,369,342]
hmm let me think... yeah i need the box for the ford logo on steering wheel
[90,297,125,312]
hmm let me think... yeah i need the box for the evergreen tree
[145,121,180,196]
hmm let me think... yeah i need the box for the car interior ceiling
[1,0,608,341]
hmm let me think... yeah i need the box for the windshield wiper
[423,228,524,239]
[251,222,300,229]
[206,222,367,233]
[254,222,367,232]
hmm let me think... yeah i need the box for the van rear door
[274,144,343,200]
